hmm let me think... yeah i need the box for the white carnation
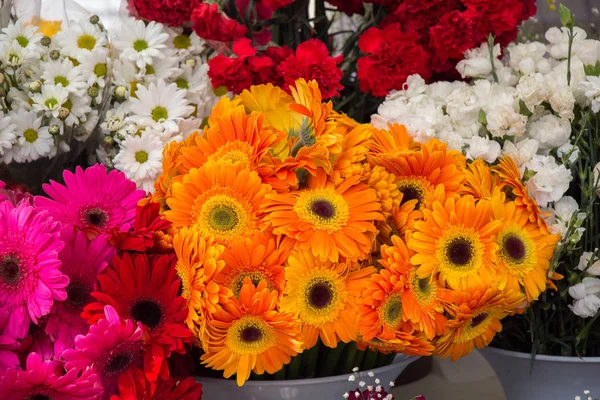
[507,42,551,75]
[568,278,600,318]
[557,142,579,164]
[578,76,600,113]
[577,252,600,276]
[486,106,527,138]
[545,26,587,60]
[446,86,481,125]
[524,155,572,207]
[516,73,550,111]
[502,138,539,167]
[527,114,571,150]
[456,43,502,79]
[573,39,600,66]
[548,84,576,120]
[466,136,501,163]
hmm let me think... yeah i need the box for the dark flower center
[105,354,131,375]
[400,186,422,209]
[446,238,473,266]
[209,206,238,231]
[470,313,488,329]
[27,394,52,400]
[311,200,335,219]
[231,272,265,297]
[240,326,262,343]
[130,299,163,329]
[418,278,429,293]
[85,208,108,228]
[66,282,90,307]
[385,297,402,322]
[307,282,333,309]
[503,235,526,261]
[0,256,21,285]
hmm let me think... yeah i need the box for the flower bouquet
[0,3,112,193]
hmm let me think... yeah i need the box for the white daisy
[128,80,194,133]
[0,21,43,57]
[7,87,33,111]
[141,56,181,84]
[175,63,219,119]
[82,110,100,136]
[13,109,55,162]
[114,19,169,69]
[0,111,17,156]
[41,59,87,96]
[112,59,139,99]
[113,134,163,192]
[78,47,111,87]
[62,94,92,127]
[166,28,207,58]
[0,41,28,70]
[31,85,69,118]
[54,20,107,62]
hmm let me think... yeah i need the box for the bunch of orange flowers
[150,79,560,386]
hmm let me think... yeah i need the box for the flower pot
[480,347,600,400]
[197,355,419,400]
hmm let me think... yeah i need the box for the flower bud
[87,86,100,98]
[40,36,51,47]
[28,80,42,93]
[103,136,114,145]
[49,49,60,60]
[89,15,100,25]
[185,58,196,68]
[49,125,61,136]
[58,107,70,120]
[114,85,127,100]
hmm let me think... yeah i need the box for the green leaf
[519,100,533,117]
[558,4,575,28]
[584,61,600,77]
[479,109,488,125]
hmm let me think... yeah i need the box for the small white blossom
[359,381,366,388]
[348,375,356,382]
[367,371,374,378]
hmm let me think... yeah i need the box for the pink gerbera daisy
[0,332,19,371]
[0,201,68,339]
[35,165,145,236]
[45,227,115,357]
[0,353,102,399]
[20,318,56,362]
[63,305,145,399]
[112,366,203,400]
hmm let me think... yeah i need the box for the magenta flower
[46,227,114,356]
[35,165,145,236]
[63,306,144,399]
[0,201,68,339]
[0,353,102,399]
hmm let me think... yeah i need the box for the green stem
[320,342,348,377]
[303,340,321,378]
[361,349,379,371]
[342,342,359,374]
[487,34,498,84]
[287,353,302,379]
[566,27,574,86]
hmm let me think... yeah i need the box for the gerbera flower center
[227,317,275,354]
[94,63,107,77]
[209,206,238,231]
[240,326,262,343]
[54,76,69,87]
[209,142,253,168]
[133,39,148,52]
[77,34,97,50]
[446,238,473,266]
[66,281,91,307]
[130,299,163,329]
[0,255,21,285]
[16,36,29,47]
[151,106,168,122]
[307,281,333,309]
[503,235,526,262]
[176,78,189,89]
[397,179,428,209]
[100,341,143,377]
[294,189,350,233]
[27,394,52,400]
[23,128,38,143]
[470,313,488,329]
[84,208,108,228]
[135,150,149,164]
[231,272,265,297]
[106,354,131,374]
[196,192,251,243]
[173,34,191,49]
[381,295,402,328]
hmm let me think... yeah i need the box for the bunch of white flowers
[98,17,221,193]
[0,16,110,164]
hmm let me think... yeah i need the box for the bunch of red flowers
[355,0,536,96]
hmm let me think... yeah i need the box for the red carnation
[208,39,275,94]
[326,0,364,15]
[191,3,248,42]
[357,24,431,97]
[128,0,202,26]
[265,45,294,87]
[364,0,402,9]
[382,0,462,33]
[278,39,344,99]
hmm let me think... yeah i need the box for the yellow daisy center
[145,65,155,75]
[195,193,250,243]
[226,316,275,355]
[151,106,168,122]
[498,226,535,278]
[94,63,107,77]
[135,151,148,164]
[77,34,96,50]
[436,228,484,278]
[379,294,403,329]
[296,271,345,326]
[176,78,189,89]
[294,189,349,233]
[133,39,148,52]
[23,128,38,143]
[397,177,431,210]
[173,34,191,49]
[208,142,253,169]
[16,36,29,47]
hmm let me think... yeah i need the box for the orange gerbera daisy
[379,236,447,339]
[172,227,228,348]
[265,172,383,262]
[207,96,243,127]
[356,333,434,356]
[179,107,286,174]
[434,286,525,361]
[367,124,420,161]
[165,162,273,245]
[280,251,375,349]
[494,157,550,233]
[329,124,373,184]
[462,160,502,200]
[215,232,289,298]
[409,194,504,290]
[491,195,560,302]
[152,140,186,207]
[201,280,303,386]
[373,138,466,211]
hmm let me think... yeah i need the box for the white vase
[197,355,418,400]
[480,347,600,400]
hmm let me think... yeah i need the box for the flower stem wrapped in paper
[0,0,112,193]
